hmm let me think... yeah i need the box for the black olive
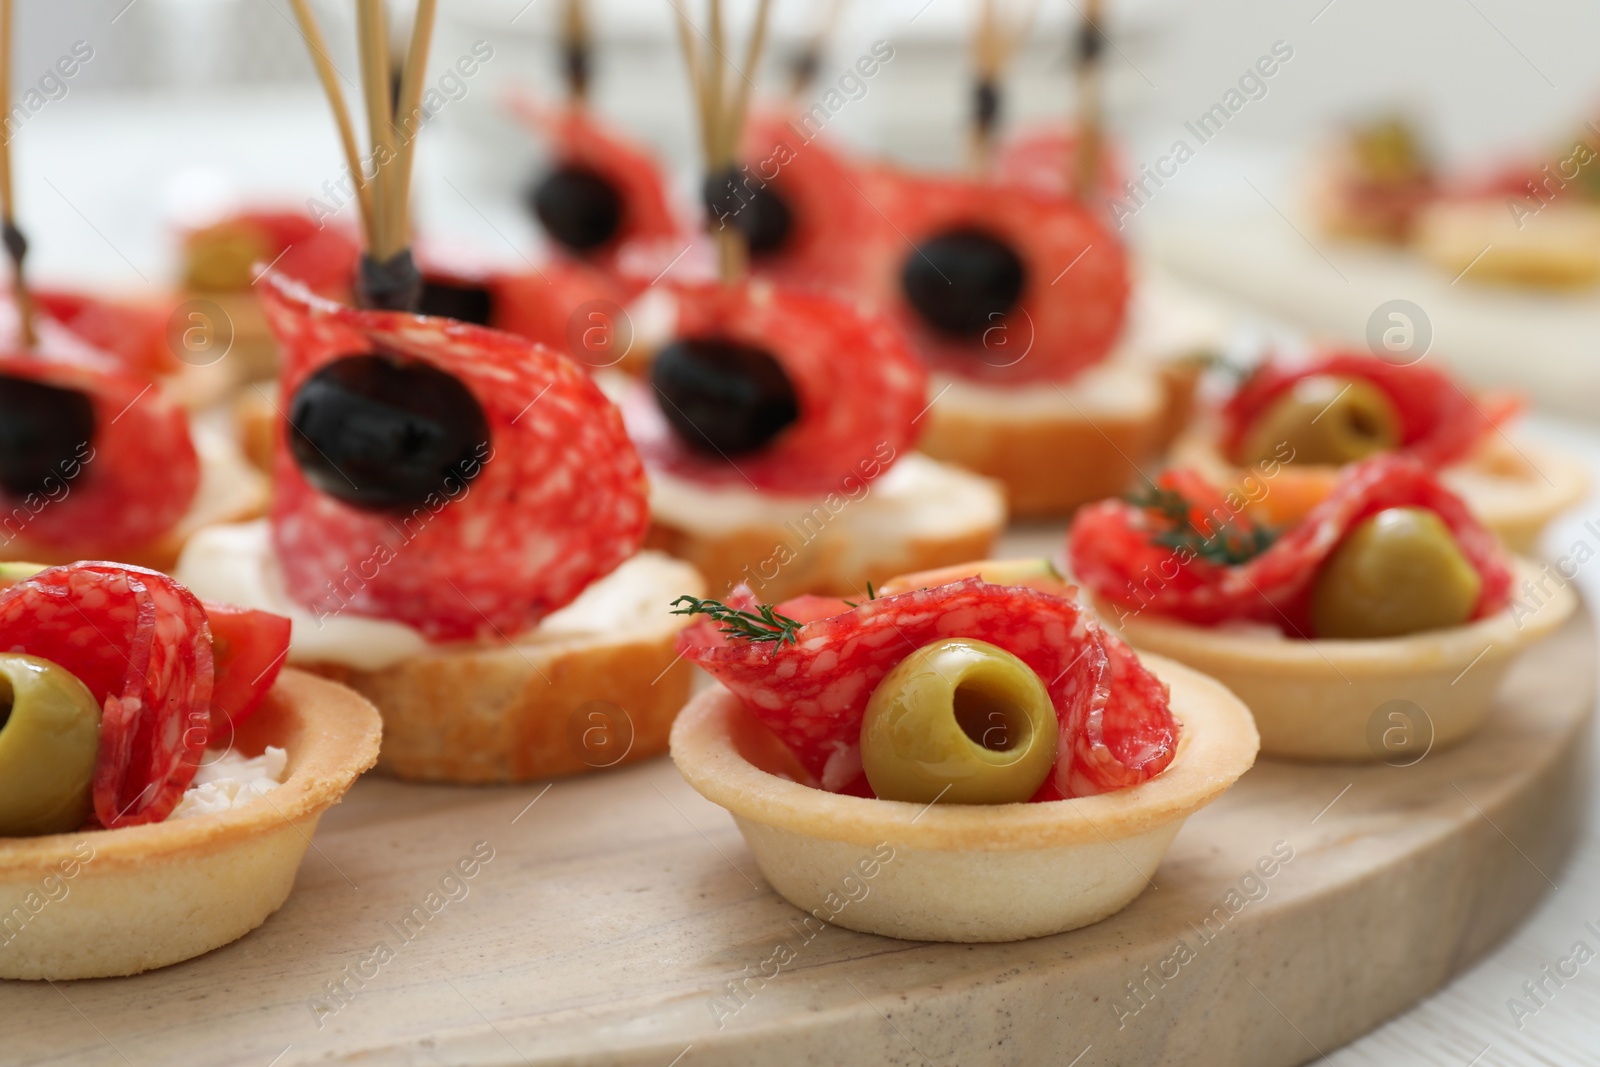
[701,166,794,257]
[900,228,1027,339]
[0,376,95,498]
[527,165,623,254]
[416,277,496,326]
[651,338,799,456]
[288,354,491,512]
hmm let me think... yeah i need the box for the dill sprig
[670,595,804,648]
[1126,484,1279,566]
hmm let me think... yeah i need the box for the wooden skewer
[288,0,376,244]
[706,0,728,165]
[1073,0,1106,201]
[0,0,34,348]
[788,0,847,98]
[670,2,713,164]
[722,0,773,174]
[561,0,591,102]
[968,0,1041,171]
[356,0,398,260]
[392,0,438,237]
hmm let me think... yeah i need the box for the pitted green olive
[0,653,101,836]
[1239,375,1401,467]
[1310,507,1482,639]
[860,638,1058,805]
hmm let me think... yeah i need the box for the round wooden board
[2,606,1592,1067]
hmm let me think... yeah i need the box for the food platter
[4,586,1587,1067]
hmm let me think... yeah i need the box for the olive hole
[1345,408,1381,441]
[0,675,13,734]
[952,682,1026,753]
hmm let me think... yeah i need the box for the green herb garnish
[1126,484,1279,566]
[670,595,804,648]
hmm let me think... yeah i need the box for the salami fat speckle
[680,578,1179,800]
[1068,455,1513,635]
[622,279,927,495]
[0,315,199,556]
[1220,351,1518,469]
[260,271,648,642]
[0,562,214,828]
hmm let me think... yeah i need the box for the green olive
[860,638,1058,805]
[0,654,102,836]
[1311,507,1482,639]
[1239,375,1401,467]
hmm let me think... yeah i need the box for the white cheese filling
[171,746,287,820]
[174,521,697,671]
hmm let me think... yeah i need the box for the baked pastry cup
[1100,558,1574,762]
[671,652,1258,943]
[0,668,379,980]
[1171,428,1586,554]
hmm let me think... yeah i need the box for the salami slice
[34,289,176,379]
[680,578,1179,800]
[1220,351,1516,469]
[0,562,214,828]
[0,315,200,556]
[507,93,682,264]
[260,271,648,641]
[731,112,891,297]
[183,209,361,297]
[1067,454,1514,634]
[990,125,1124,202]
[864,165,1130,384]
[620,279,927,495]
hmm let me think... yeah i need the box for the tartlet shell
[1102,558,1575,761]
[670,653,1259,942]
[0,668,380,980]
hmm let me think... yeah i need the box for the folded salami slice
[260,271,648,641]
[34,289,176,378]
[1068,455,1514,634]
[508,94,681,264]
[865,166,1130,384]
[679,578,1179,800]
[989,125,1124,201]
[0,562,214,828]
[0,318,200,556]
[622,280,927,496]
[1219,351,1519,468]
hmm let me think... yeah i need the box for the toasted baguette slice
[644,453,1005,602]
[0,414,267,571]
[179,525,705,783]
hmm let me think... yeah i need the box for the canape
[1171,349,1586,551]
[0,560,377,980]
[669,560,1258,942]
[1309,115,1437,245]
[1066,456,1575,760]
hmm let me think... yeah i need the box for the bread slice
[0,413,268,571]
[644,452,1005,602]
[1416,200,1600,288]
[301,552,706,783]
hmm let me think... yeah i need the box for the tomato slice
[204,602,292,733]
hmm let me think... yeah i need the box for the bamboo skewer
[788,0,847,99]
[0,0,34,348]
[392,0,438,236]
[673,0,774,284]
[561,0,592,102]
[356,0,398,261]
[968,0,1040,171]
[288,0,376,242]
[1073,0,1106,202]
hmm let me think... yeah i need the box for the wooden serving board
[4,604,1592,1067]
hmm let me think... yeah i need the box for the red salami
[507,93,682,264]
[0,562,214,828]
[1068,455,1513,635]
[680,579,1179,800]
[863,164,1130,383]
[1220,351,1518,469]
[0,314,199,556]
[34,289,176,378]
[260,271,648,642]
[733,113,890,296]
[418,246,628,363]
[620,280,927,495]
[990,125,1124,202]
